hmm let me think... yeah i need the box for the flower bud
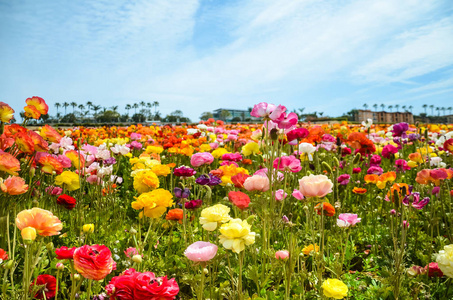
[3,260,14,269]
[246,215,256,224]
[203,268,209,274]
[129,227,137,235]
[321,162,332,174]
[132,255,142,263]
[56,262,64,270]
[46,242,54,251]
[21,227,37,242]
[352,153,361,165]
[82,224,94,233]
[73,274,81,281]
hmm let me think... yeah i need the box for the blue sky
[1,0,452,121]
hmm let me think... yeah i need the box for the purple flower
[195,174,222,186]
[402,192,430,209]
[431,186,441,196]
[392,122,409,137]
[408,133,420,141]
[282,215,290,223]
[174,187,191,199]
[103,157,116,166]
[367,166,383,175]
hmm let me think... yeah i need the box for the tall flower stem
[198,264,205,300]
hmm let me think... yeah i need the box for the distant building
[212,108,259,122]
[447,115,453,124]
[354,109,414,124]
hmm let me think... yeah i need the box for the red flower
[56,194,77,210]
[134,272,180,299]
[315,202,336,217]
[228,191,251,210]
[31,274,57,299]
[106,269,138,300]
[55,246,76,260]
[73,245,116,280]
[231,173,251,189]
[0,248,8,261]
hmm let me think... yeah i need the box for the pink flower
[243,175,270,192]
[190,153,214,167]
[45,186,62,196]
[395,159,410,172]
[337,213,361,228]
[250,102,286,120]
[274,189,288,201]
[298,174,333,198]
[352,167,361,174]
[221,153,243,162]
[275,112,298,129]
[184,241,218,262]
[425,262,443,277]
[292,189,304,200]
[337,174,350,185]
[275,250,289,260]
[382,144,398,159]
[130,141,143,150]
[124,247,139,258]
[273,155,302,173]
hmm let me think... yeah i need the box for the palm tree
[388,105,393,112]
[422,104,427,114]
[55,103,61,115]
[63,102,69,115]
[380,104,385,111]
[441,107,446,116]
[363,104,368,110]
[408,105,413,113]
[146,102,152,119]
[153,101,159,118]
[395,104,399,112]
[78,104,85,120]
[402,105,406,112]
[373,104,378,111]
[93,105,101,117]
[70,102,77,114]
[133,103,139,115]
[436,107,440,116]
[430,105,434,116]
[125,104,131,116]
[448,107,452,115]
[139,101,146,111]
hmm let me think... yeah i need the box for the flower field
[1,98,453,299]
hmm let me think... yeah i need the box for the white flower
[96,149,111,160]
[361,118,373,129]
[436,244,453,278]
[336,219,350,228]
[430,157,442,167]
[97,165,113,177]
[187,128,198,135]
[197,124,208,130]
[110,144,130,155]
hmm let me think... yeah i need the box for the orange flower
[315,202,336,216]
[39,156,63,174]
[40,125,62,143]
[16,208,62,237]
[0,150,21,175]
[302,244,320,255]
[0,102,14,123]
[166,208,184,224]
[415,169,432,185]
[25,96,49,115]
[352,187,367,194]
[14,132,35,154]
[364,174,378,184]
[387,183,410,202]
[24,105,41,119]
[1,176,29,195]
[27,130,49,152]
[408,152,423,163]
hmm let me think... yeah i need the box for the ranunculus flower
[0,150,21,175]
[0,248,8,262]
[0,176,28,195]
[31,274,57,299]
[275,250,289,260]
[286,128,309,143]
[190,153,214,167]
[195,174,222,186]
[274,189,287,201]
[16,208,62,237]
[337,213,361,228]
[0,102,14,123]
[219,219,256,253]
[228,191,251,210]
[173,166,196,177]
[40,124,62,143]
[275,112,298,129]
[273,155,302,173]
[337,174,350,185]
[231,173,251,188]
[298,174,333,198]
[174,187,190,199]
[199,204,231,231]
[166,208,184,223]
[55,171,80,191]
[185,199,203,209]
[55,246,76,260]
[382,144,398,159]
[243,175,270,192]
[184,241,218,262]
[425,262,444,277]
[321,278,348,299]
[73,244,116,280]
[436,244,453,278]
[315,202,336,216]
[26,96,49,115]
[124,247,139,258]
[57,194,77,210]
[292,189,304,200]
[134,271,180,299]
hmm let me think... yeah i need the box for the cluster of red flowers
[105,268,179,300]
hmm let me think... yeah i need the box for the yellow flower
[321,279,348,299]
[302,244,319,255]
[151,164,171,176]
[219,219,256,253]
[407,161,418,168]
[145,146,164,154]
[82,224,94,233]
[55,171,80,191]
[199,144,211,152]
[131,189,174,218]
[199,204,231,231]
[242,142,260,156]
[21,227,37,241]
[211,148,229,159]
[133,170,159,194]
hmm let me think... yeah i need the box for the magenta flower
[395,159,410,172]
[275,112,298,129]
[274,189,288,201]
[402,192,430,209]
[190,153,214,167]
[382,144,398,159]
[337,213,361,228]
[221,153,243,162]
[184,241,218,262]
[337,174,350,185]
[369,154,382,166]
[286,128,309,143]
[352,167,361,174]
[173,166,196,177]
[292,189,304,200]
[273,155,302,173]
